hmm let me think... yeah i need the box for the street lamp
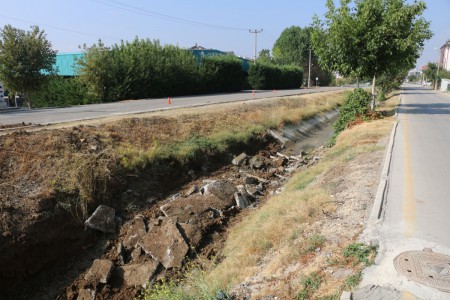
[434,47,441,90]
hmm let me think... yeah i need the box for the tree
[273,26,309,66]
[0,25,56,108]
[312,0,432,110]
[273,26,332,87]
[423,62,438,87]
[257,49,273,64]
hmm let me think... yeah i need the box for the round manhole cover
[394,250,450,292]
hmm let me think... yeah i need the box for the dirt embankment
[0,92,347,299]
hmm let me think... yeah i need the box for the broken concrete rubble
[115,260,160,287]
[84,205,116,233]
[84,259,114,284]
[232,152,248,166]
[138,218,189,269]
[234,192,251,208]
[184,184,199,197]
[202,180,237,204]
[123,216,147,250]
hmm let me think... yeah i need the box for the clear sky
[0,0,448,69]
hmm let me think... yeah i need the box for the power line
[0,14,119,42]
[94,0,250,31]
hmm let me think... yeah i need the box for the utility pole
[249,29,263,63]
[308,48,312,88]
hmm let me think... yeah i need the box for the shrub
[329,89,371,145]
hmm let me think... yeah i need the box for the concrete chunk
[123,216,147,250]
[139,218,189,269]
[203,180,237,204]
[84,259,114,284]
[234,192,251,208]
[84,205,116,233]
[232,152,248,166]
[117,260,160,287]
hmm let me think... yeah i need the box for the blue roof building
[54,52,84,77]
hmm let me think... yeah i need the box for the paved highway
[0,87,347,126]
[360,85,450,299]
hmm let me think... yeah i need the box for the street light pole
[435,47,441,90]
[249,29,263,63]
[308,48,312,88]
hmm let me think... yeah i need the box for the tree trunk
[356,77,360,88]
[370,76,376,112]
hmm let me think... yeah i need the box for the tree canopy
[272,26,310,66]
[0,25,56,108]
[311,0,432,103]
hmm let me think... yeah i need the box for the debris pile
[66,147,325,299]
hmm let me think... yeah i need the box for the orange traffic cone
[252,90,255,96]
[168,97,171,104]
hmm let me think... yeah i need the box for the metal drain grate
[394,250,450,292]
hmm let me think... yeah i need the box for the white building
[440,40,450,71]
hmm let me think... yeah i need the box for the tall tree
[272,26,309,66]
[273,26,332,87]
[0,25,56,108]
[312,0,432,109]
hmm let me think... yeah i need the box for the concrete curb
[368,121,398,223]
[342,93,402,300]
[368,92,401,225]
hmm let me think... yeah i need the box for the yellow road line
[402,114,416,237]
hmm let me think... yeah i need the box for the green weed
[343,243,377,266]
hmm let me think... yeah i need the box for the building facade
[440,40,450,71]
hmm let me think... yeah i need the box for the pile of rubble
[70,148,325,299]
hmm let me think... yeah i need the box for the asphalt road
[0,87,347,126]
[361,85,450,299]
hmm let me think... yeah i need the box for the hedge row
[248,63,303,90]
[75,38,246,102]
[33,39,305,107]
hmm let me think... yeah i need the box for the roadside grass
[148,108,395,298]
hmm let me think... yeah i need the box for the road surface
[0,87,347,126]
[360,85,450,299]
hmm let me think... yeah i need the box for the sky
[0,0,449,69]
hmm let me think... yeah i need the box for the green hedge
[32,77,95,108]
[200,55,245,93]
[248,63,302,89]
[77,38,245,103]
